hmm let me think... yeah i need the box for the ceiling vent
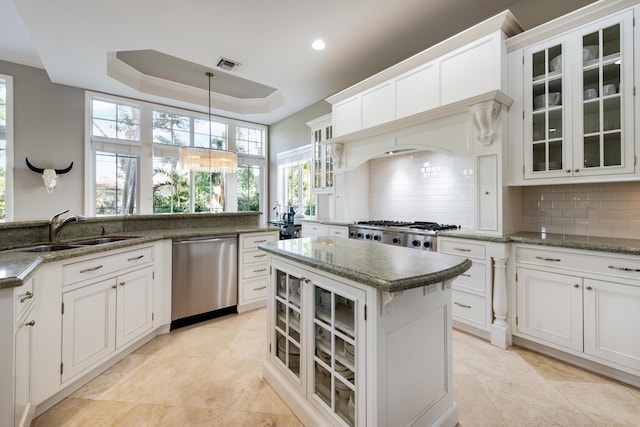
[216,57,241,71]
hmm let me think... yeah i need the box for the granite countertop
[0,225,278,290]
[258,236,472,292]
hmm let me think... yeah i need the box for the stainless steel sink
[72,236,135,245]
[13,244,83,252]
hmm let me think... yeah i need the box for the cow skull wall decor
[25,157,73,193]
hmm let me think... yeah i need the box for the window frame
[277,145,316,219]
[0,75,14,222]
[85,91,267,219]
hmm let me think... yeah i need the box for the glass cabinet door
[313,285,358,426]
[579,21,628,173]
[310,118,334,194]
[526,43,567,178]
[313,129,323,190]
[274,269,303,378]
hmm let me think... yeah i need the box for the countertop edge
[258,243,473,292]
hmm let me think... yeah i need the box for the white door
[116,266,154,349]
[62,278,116,383]
[583,278,640,372]
[516,268,583,351]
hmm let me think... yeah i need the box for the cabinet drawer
[63,246,153,286]
[242,233,278,249]
[302,224,326,236]
[516,246,640,280]
[242,262,269,279]
[452,290,487,327]
[440,240,486,260]
[15,278,35,322]
[451,262,486,293]
[241,277,268,302]
[242,249,269,265]
[327,226,348,238]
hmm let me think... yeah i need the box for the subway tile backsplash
[368,151,475,227]
[522,182,640,238]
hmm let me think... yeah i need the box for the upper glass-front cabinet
[523,11,634,179]
[308,114,334,194]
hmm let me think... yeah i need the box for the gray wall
[1,60,85,220]
[268,100,331,214]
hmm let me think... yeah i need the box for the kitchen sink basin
[13,244,83,252]
[72,236,135,245]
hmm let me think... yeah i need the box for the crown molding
[0,50,43,69]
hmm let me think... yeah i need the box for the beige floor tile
[513,346,611,383]
[156,406,250,426]
[156,324,238,359]
[32,398,169,427]
[243,412,303,427]
[216,328,268,361]
[453,374,508,427]
[250,379,296,415]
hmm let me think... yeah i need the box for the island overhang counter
[258,236,472,427]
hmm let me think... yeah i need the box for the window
[87,93,267,218]
[277,146,316,217]
[0,75,13,222]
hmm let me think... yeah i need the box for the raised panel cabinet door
[116,266,154,349]
[583,278,640,372]
[61,278,117,383]
[516,268,583,351]
[14,309,35,427]
[477,154,498,231]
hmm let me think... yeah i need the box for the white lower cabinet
[514,244,640,376]
[238,232,279,313]
[265,256,456,426]
[62,266,153,383]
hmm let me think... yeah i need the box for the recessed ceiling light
[312,39,326,50]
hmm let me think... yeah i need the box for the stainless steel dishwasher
[171,235,238,328]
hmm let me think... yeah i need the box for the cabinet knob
[586,286,593,291]
[25,320,36,327]
[574,169,580,173]
[119,282,126,287]
[112,285,117,289]
[573,284,580,288]
[565,169,571,173]
[484,191,490,195]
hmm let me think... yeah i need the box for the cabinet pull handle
[255,253,267,258]
[254,268,267,273]
[111,284,117,289]
[586,286,593,291]
[127,255,144,261]
[119,282,125,287]
[535,256,561,262]
[460,273,471,277]
[565,169,571,173]
[454,302,471,309]
[573,284,580,288]
[80,265,103,273]
[25,320,36,327]
[19,291,34,303]
[253,286,267,291]
[607,265,640,272]
[254,239,267,244]
[574,169,580,173]
[453,248,471,252]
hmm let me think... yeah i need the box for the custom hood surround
[323,10,521,171]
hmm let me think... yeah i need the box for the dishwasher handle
[173,235,237,245]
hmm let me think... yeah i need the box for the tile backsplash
[523,182,640,238]
[368,151,475,227]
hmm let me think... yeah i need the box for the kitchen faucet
[49,209,87,242]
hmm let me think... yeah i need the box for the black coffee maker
[282,206,296,224]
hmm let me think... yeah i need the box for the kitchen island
[258,236,472,427]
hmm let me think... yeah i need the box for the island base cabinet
[584,279,640,372]
[264,256,457,427]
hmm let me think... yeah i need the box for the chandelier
[179,72,237,174]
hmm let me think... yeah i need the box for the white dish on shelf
[583,45,599,62]
[550,54,562,72]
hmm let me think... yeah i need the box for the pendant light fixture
[179,72,238,173]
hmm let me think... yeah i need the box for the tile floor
[33,308,640,426]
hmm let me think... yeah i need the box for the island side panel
[371,283,457,427]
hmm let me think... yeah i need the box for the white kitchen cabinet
[513,244,640,377]
[307,114,335,194]
[238,232,279,313]
[515,267,583,351]
[301,222,349,239]
[509,7,636,183]
[265,253,456,427]
[61,265,153,383]
[583,278,640,372]
[0,278,36,427]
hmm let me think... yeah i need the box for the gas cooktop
[355,220,461,232]
[348,220,461,251]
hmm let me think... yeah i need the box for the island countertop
[258,236,472,292]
